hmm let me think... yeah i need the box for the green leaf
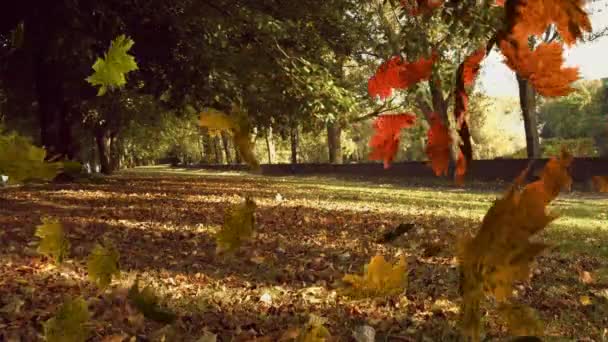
[44,296,90,342]
[35,218,69,264]
[85,34,138,96]
[87,242,120,289]
[0,132,62,184]
[128,279,176,323]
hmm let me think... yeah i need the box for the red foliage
[425,113,452,176]
[495,0,505,6]
[455,151,467,186]
[368,53,436,99]
[369,113,417,169]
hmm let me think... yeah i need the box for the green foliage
[128,279,176,323]
[43,296,90,342]
[0,131,63,184]
[87,242,120,289]
[216,197,257,253]
[85,35,138,96]
[35,218,69,264]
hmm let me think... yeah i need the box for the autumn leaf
[458,149,572,341]
[85,35,138,96]
[400,0,444,16]
[508,0,591,46]
[497,303,544,337]
[216,197,257,253]
[455,151,467,186]
[0,132,63,184]
[368,113,417,168]
[296,315,331,342]
[198,110,237,132]
[342,255,407,298]
[44,296,90,342]
[500,41,579,97]
[425,113,451,177]
[35,217,70,264]
[128,279,176,323]
[368,53,436,99]
[87,242,120,289]
[462,48,486,87]
[591,176,608,192]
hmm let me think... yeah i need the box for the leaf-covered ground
[1,167,607,341]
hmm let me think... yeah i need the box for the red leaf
[369,113,417,168]
[368,53,436,99]
[500,41,579,97]
[495,0,505,6]
[462,48,486,87]
[455,151,467,186]
[401,0,444,15]
[425,113,451,176]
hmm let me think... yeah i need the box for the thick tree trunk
[265,127,275,164]
[327,122,343,164]
[95,126,112,174]
[221,132,232,164]
[517,75,541,158]
[202,132,214,163]
[290,125,299,165]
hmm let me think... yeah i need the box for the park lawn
[0,166,607,341]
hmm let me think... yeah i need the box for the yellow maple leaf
[35,218,70,264]
[342,255,407,298]
[199,110,237,131]
[497,303,544,337]
[215,197,256,253]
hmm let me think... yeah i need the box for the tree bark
[265,127,275,164]
[213,136,223,164]
[327,121,343,164]
[221,132,232,164]
[290,124,299,165]
[517,75,541,158]
[95,126,112,174]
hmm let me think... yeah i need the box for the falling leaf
[196,330,218,342]
[591,176,608,192]
[462,48,486,86]
[497,303,544,336]
[216,197,257,253]
[400,0,445,16]
[500,41,579,97]
[458,149,572,341]
[44,296,90,342]
[128,279,176,323]
[425,113,451,177]
[368,53,436,99]
[368,113,417,168]
[297,315,331,342]
[0,132,63,184]
[342,255,407,298]
[199,110,237,131]
[85,35,138,96]
[35,217,70,264]
[87,242,120,289]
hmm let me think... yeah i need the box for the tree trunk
[95,126,112,174]
[517,75,541,158]
[213,136,223,164]
[327,121,343,164]
[108,132,120,171]
[265,127,275,164]
[202,132,214,163]
[221,132,232,164]
[290,125,299,165]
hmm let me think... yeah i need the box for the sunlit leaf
[85,34,138,96]
[35,218,69,264]
[425,113,451,177]
[215,197,257,253]
[128,279,176,323]
[87,242,120,289]
[342,255,407,298]
[368,113,417,168]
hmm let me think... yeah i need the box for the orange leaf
[369,113,417,168]
[592,176,608,192]
[425,113,451,176]
[455,151,467,186]
[400,0,444,15]
[500,41,579,97]
[368,54,436,99]
[511,0,591,46]
[462,48,486,87]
